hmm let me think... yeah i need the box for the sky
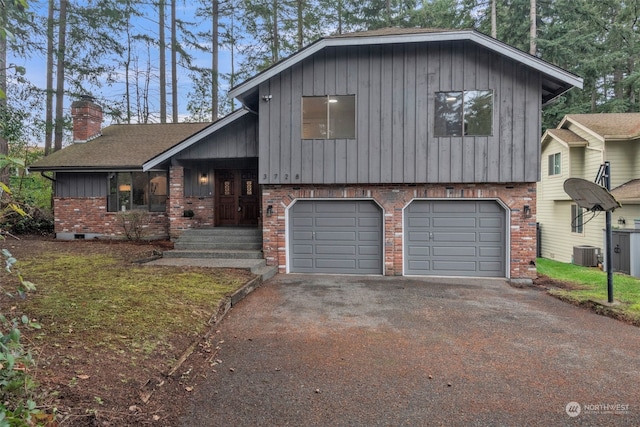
[9,0,237,127]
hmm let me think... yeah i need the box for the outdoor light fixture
[266,205,273,217]
[118,184,131,192]
[200,173,208,185]
[523,205,531,218]
[618,217,626,225]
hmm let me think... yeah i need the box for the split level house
[538,113,640,276]
[29,28,583,281]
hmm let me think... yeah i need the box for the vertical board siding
[56,172,107,197]
[261,41,542,185]
[176,113,258,160]
[369,46,382,183]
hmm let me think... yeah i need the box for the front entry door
[215,169,259,226]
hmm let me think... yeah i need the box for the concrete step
[163,249,264,260]
[174,242,263,251]
[176,234,261,243]
[179,228,262,237]
[146,257,275,276]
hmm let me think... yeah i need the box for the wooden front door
[215,169,259,226]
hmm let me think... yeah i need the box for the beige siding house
[538,113,640,265]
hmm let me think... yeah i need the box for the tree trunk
[159,0,166,123]
[125,3,132,123]
[491,0,497,38]
[54,0,67,152]
[211,0,219,121]
[171,0,177,123]
[272,0,279,63]
[530,0,536,55]
[297,0,303,50]
[0,2,8,184]
[45,0,55,154]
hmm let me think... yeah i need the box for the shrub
[116,210,150,241]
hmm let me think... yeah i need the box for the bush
[0,200,53,236]
[116,210,150,241]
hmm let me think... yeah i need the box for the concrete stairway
[161,228,277,281]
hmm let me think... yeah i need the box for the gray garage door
[289,200,383,274]
[404,200,506,277]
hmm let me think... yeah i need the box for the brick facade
[262,183,537,280]
[53,197,169,239]
[167,165,215,238]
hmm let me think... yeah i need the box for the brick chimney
[71,95,103,143]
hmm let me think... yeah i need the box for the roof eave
[229,30,583,103]
[27,166,149,173]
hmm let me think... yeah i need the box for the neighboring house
[29,27,582,280]
[538,113,640,271]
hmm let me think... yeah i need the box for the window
[434,90,493,136]
[108,171,167,212]
[548,153,561,176]
[571,204,583,233]
[302,95,356,139]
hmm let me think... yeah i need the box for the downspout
[37,171,56,182]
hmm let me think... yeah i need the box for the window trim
[548,152,562,176]
[571,204,584,234]
[434,89,494,137]
[301,95,356,140]
[107,171,168,213]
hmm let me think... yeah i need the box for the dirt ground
[0,236,622,426]
[3,236,235,426]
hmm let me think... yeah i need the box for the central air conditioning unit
[573,245,600,267]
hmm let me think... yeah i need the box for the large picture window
[108,171,167,212]
[302,95,356,139]
[434,90,493,136]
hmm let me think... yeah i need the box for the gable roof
[29,122,211,172]
[611,179,640,203]
[560,113,640,142]
[541,128,588,149]
[229,27,583,107]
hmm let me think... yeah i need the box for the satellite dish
[563,178,621,212]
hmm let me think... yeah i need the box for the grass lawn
[0,238,256,424]
[537,257,640,325]
[17,251,252,359]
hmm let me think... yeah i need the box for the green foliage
[0,190,42,425]
[537,258,640,317]
[0,155,53,235]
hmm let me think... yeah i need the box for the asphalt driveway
[181,275,640,426]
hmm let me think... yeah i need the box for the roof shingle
[566,113,640,140]
[30,122,211,171]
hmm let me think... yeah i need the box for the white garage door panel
[404,200,506,277]
[290,200,383,274]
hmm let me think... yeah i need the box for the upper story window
[434,90,493,136]
[108,171,167,213]
[302,95,356,139]
[548,152,561,176]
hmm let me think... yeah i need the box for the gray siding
[55,172,108,197]
[176,113,258,161]
[258,41,542,185]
